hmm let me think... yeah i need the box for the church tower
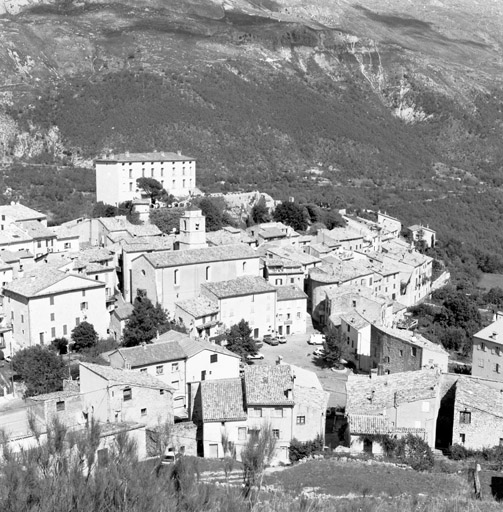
[179,207,207,250]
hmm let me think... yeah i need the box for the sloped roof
[144,244,257,268]
[348,414,426,435]
[110,342,187,367]
[473,318,503,345]
[202,276,276,299]
[175,296,219,318]
[3,267,104,298]
[0,249,33,263]
[309,259,374,284]
[455,376,503,418]
[276,285,308,301]
[96,152,194,163]
[346,369,441,416]
[0,203,46,221]
[81,362,172,390]
[259,227,287,239]
[244,365,294,406]
[0,224,33,245]
[200,378,247,422]
[122,236,174,253]
[18,220,56,240]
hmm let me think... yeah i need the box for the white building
[95,151,196,206]
[276,285,308,336]
[3,267,109,349]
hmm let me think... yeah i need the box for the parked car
[263,335,279,346]
[277,335,287,344]
[247,353,265,360]
[312,348,325,357]
[308,334,326,345]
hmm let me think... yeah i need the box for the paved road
[254,330,348,408]
[0,400,32,438]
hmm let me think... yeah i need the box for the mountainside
[1,0,503,269]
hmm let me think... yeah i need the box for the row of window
[121,161,192,166]
[128,178,192,192]
[478,342,502,356]
[477,359,501,372]
[172,262,248,285]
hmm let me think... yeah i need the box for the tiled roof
[145,244,257,268]
[52,225,80,239]
[309,259,374,284]
[0,249,33,263]
[202,276,276,299]
[346,369,440,416]
[29,388,81,401]
[176,336,240,359]
[340,312,370,330]
[81,362,173,390]
[348,414,426,435]
[114,301,134,320]
[122,236,174,253]
[110,342,187,367]
[276,285,307,301]
[3,267,104,298]
[377,326,448,355]
[267,246,321,266]
[0,203,45,221]
[244,365,294,406]
[200,378,247,422]
[473,319,503,345]
[0,224,33,245]
[175,296,219,318]
[259,227,287,239]
[455,376,503,418]
[96,152,195,163]
[18,220,56,240]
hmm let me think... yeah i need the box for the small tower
[179,207,207,250]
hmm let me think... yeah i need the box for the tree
[136,177,164,203]
[12,346,68,397]
[51,337,69,355]
[122,292,168,347]
[321,327,347,367]
[198,197,224,232]
[92,202,118,218]
[250,200,270,225]
[273,202,309,232]
[150,207,185,234]
[322,209,346,229]
[71,321,98,352]
[241,424,277,503]
[225,320,258,359]
[118,200,141,225]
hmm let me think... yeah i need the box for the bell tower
[179,207,207,250]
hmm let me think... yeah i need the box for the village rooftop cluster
[0,151,499,463]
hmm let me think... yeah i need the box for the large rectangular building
[95,151,196,205]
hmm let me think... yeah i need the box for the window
[459,433,466,444]
[141,408,147,416]
[21,314,24,323]
[51,327,56,338]
[399,349,403,357]
[238,427,247,440]
[174,269,179,285]
[296,416,306,425]
[411,347,417,357]
[347,325,350,333]
[75,317,80,326]
[172,363,179,372]
[129,169,132,179]
[160,389,164,395]
[50,313,55,322]
[56,401,65,412]
[272,407,283,418]
[250,407,262,418]
[129,183,133,192]
[495,363,501,373]
[50,296,54,306]
[140,368,147,373]
[422,401,430,413]
[210,354,218,364]
[206,266,210,281]
[272,429,280,439]
[479,359,484,368]
[171,380,179,390]
[156,365,164,375]
[459,411,471,424]
[82,290,86,297]
[63,325,67,336]
[80,302,88,310]
[480,342,486,352]
[383,356,390,363]
[275,278,282,285]
[39,332,44,344]
[242,261,246,273]
[123,388,132,401]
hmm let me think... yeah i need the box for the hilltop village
[0,151,501,464]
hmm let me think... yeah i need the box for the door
[363,438,373,454]
[208,443,218,458]
[278,326,283,335]
[286,325,291,335]
[253,328,259,339]
[201,370,206,381]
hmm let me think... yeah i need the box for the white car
[247,353,265,360]
[308,334,326,345]
[277,335,287,344]
[312,348,325,357]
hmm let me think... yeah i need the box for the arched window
[206,266,210,281]
[174,269,179,285]
[242,261,247,273]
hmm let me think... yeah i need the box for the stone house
[3,267,109,350]
[131,244,260,314]
[201,276,277,339]
[79,362,174,428]
[407,224,436,248]
[174,296,221,339]
[345,369,442,453]
[377,212,401,238]
[276,285,308,336]
[471,319,503,382]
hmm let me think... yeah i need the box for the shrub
[449,443,469,461]
[289,435,324,463]
[395,434,434,471]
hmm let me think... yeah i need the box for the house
[174,296,221,339]
[377,212,401,238]
[0,250,35,280]
[345,369,442,453]
[94,216,162,247]
[449,376,503,449]
[263,257,304,288]
[370,325,448,375]
[51,225,81,253]
[407,224,436,248]
[261,245,321,279]
[471,319,503,381]
[109,296,134,341]
[276,285,308,336]
[206,226,256,248]
[108,331,240,416]
[316,228,366,252]
[196,364,327,462]
[95,151,196,205]
[131,244,260,313]
[0,203,47,227]
[3,267,109,349]
[79,362,174,428]
[201,276,277,339]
